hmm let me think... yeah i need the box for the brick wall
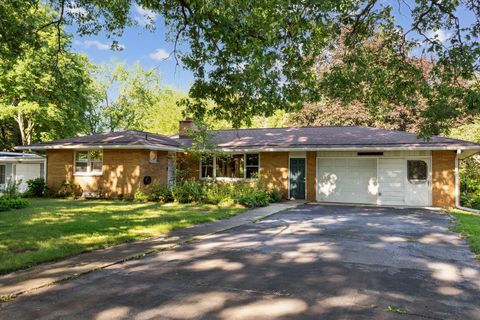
[46,149,169,197]
[306,151,316,202]
[432,150,456,208]
[46,149,74,192]
[260,152,289,198]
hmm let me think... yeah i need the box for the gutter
[214,146,480,152]
[15,144,183,152]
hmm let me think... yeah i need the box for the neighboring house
[17,119,480,208]
[0,152,45,193]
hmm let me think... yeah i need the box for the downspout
[455,149,480,213]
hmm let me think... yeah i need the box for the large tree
[0,5,95,148]
[89,62,186,134]
[3,1,480,135]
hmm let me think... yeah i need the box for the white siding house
[0,152,45,193]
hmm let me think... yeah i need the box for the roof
[171,126,480,151]
[0,152,44,162]
[15,126,480,153]
[16,130,182,151]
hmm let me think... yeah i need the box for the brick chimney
[178,118,197,138]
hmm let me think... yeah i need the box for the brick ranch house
[18,119,480,208]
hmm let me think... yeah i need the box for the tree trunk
[14,111,35,146]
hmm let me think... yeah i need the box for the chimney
[178,118,197,138]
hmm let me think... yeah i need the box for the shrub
[2,180,21,199]
[0,198,30,212]
[203,182,236,205]
[268,188,283,203]
[147,182,173,203]
[236,190,270,208]
[25,178,48,197]
[171,180,204,203]
[58,180,77,198]
[134,189,149,202]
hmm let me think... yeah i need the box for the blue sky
[68,4,194,93]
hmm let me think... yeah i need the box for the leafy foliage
[0,198,30,212]
[0,3,95,149]
[147,181,174,203]
[449,119,480,209]
[25,178,49,197]
[87,62,186,135]
[5,0,477,135]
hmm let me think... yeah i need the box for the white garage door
[15,164,41,192]
[378,159,405,205]
[317,158,378,204]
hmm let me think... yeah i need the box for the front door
[289,158,306,200]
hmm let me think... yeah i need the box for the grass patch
[449,209,480,257]
[0,199,246,274]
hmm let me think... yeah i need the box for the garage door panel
[378,159,405,205]
[15,164,41,193]
[318,158,378,204]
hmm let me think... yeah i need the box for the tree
[3,1,480,135]
[89,62,186,134]
[0,4,95,148]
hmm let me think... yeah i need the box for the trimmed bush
[0,198,30,212]
[25,178,49,197]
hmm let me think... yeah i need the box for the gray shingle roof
[19,130,181,150]
[172,126,480,150]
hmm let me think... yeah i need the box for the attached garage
[0,152,45,193]
[317,152,432,206]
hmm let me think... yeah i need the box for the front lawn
[0,199,246,274]
[449,209,480,257]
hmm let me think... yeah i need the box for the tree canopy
[0,4,95,148]
[3,0,479,136]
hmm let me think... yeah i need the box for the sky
[68,4,194,93]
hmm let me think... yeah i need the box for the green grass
[449,209,480,257]
[0,199,246,274]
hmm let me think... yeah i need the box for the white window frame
[199,153,260,181]
[74,150,103,176]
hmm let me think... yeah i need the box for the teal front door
[289,158,306,200]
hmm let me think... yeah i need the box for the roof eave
[15,144,183,152]
[215,145,480,152]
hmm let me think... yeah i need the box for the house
[0,152,46,193]
[17,119,480,207]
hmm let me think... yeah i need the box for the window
[75,150,103,174]
[149,150,158,163]
[407,160,427,182]
[200,156,214,178]
[245,154,259,178]
[216,154,244,178]
[0,165,5,184]
[201,153,259,179]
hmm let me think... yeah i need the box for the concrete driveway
[1,204,479,319]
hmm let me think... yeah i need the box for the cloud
[65,5,88,17]
[149,48,170,61]
[426,29,451,43]
[134,4,157,26]
[75,40,125,51]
